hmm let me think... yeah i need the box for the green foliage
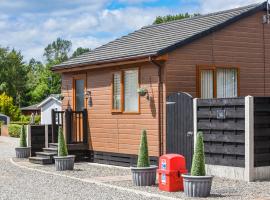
[191,132,206,176]
[137,129,150,167]
[58,127,68,157]
[0,47,28,107]
[44,38,72,63]
[8,124,22,138]
[0,38,90,107]
[0,120,4,135]
[34,115,41,124]
[71,47,90,58]
[19,125,27,147]
[0,93,21,121]
[153,13,200,24]
[19,115,31,123]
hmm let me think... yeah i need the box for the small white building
[37,94,62,125]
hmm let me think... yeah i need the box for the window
[112,73,121,111]
[198,66,238,98]
[112,69,139,113]
[75,79,85,111]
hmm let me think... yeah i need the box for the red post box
[158,154,187,192]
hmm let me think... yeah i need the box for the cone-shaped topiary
[58,127,68,157]
[19,125,27,147]
[191,131,206,176]
[137,129,150,167]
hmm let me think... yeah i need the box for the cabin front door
[73,75,86,143]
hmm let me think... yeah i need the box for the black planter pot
[131,165,157,186]
[182,174,213,197]
[54,155,75,171]
[15,147,31,158]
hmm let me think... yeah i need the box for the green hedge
[0,120,4,135]
[8,124,22,138]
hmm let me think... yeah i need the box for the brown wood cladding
[61,63,160,156]
[60,10,270,158]
[166,11,270,97]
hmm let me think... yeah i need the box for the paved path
[0,136,163,200]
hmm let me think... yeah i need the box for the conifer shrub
[137,129,150,167]
[19,125,27,147]
[191,131,206,176]
[58,127,68,157]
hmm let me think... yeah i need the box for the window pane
[201,70,213,98]
[113,73,121,110]
[75,80,84,111]
[124,70,138,112]
[217,68,237,98]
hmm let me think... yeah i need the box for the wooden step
[43,148,58,153]
[49,143,58,148]
[36,152,57,159]
[29,157,53,165]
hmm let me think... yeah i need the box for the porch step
[29,157,53,165]
[43,147,58,154]
[35,152,57,159]
[49,143,58,148]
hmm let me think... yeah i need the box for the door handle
[187,131,193,137]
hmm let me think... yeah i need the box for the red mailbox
[158,154,187,192]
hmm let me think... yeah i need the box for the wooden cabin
[52,2,270,166]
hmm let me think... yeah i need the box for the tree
[71,47,90,58]
[137,129,150,167]
[0,47,28,107]
[153,13,200,24]
[58,127,68,157]
[44,38,72,64]
[19,125,27,147]
[0,93,21,120]
[191,132,206,176]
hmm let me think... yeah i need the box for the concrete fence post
[45,125,48,148]
[193,98,198,150]
[245,96,254,182]
[27,125,31,147]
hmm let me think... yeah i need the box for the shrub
[191,131,206,176]
[19,125,27,147]
[34,115,41,124]
[0,93,21,121]
[0,120,3,135]
[10,121,29,125]
[58,127,68,157]
[20,115,30,123]
[137,129,150,168]
[8,124,22,138]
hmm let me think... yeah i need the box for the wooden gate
[166,92,194,171]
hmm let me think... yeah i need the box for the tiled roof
[53,2,266,70]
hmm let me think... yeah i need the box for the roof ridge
[141,2,264,30]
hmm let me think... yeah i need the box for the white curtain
[124,70,138,112]
[113,73,121,110]
[201,70,213,99]
[217,69,237,98]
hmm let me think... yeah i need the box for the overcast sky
[0,0,263,62]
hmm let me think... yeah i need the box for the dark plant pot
[131,165,157,186]
[15,147,31,158]
[54,155,75,171]
[182,174,213,197]
[138,91,147,96]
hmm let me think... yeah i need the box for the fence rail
[196,98,245,168]
[52,109,88,144]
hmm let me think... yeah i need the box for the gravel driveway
[0,136,162,200]
[2,136,270,200]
